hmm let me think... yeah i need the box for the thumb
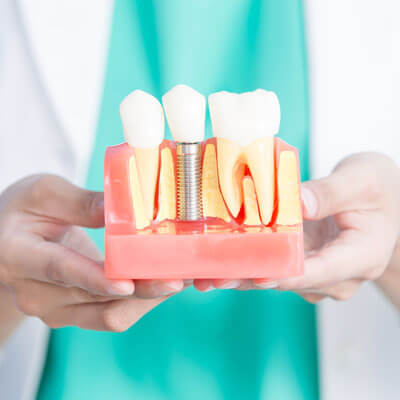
[26,175,104,228]
[301,174,348,220]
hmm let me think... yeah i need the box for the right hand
[0,175,186,332]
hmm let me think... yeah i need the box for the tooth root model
[202,143,231,223]
[104,86,304,280]
[120,90,164,222]
[157,146,177,222]
[242,176,262,226]
[275,150,302,225]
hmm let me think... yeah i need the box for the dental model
[162,85,205,221]
[104,86,303,280]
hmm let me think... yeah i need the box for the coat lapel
[17,0,114,179]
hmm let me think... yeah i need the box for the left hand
[194,153,400,303]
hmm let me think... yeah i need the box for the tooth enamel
[209,89,280,224]
[120,90,164,220]
[162,84,206,143]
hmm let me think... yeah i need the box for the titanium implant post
[176,142,202,221]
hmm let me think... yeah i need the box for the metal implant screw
[176,142,202,221]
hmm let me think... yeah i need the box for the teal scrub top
[37,1,319,399]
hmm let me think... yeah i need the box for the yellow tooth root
[244,137,275,225]
[129,155,150,230]
[202,144,231,222]
[135,147,159,220]
[157,147,176,221]
[216,138,245,218]
[243,176,262,226]
[276,151,302,225]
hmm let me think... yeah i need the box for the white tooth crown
[120,90,164,148]
[208,89,280,146]
[162,84,206,143]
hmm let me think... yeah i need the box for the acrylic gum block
[104,137,304,279]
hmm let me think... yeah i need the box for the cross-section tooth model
[104,86,303,280]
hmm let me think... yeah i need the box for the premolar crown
[120,89,164,148]
[162,85,206,221]
[120,90,164,221]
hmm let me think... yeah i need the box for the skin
[194,153,400,310]
[0,175,186,344]
[1,152,399,344]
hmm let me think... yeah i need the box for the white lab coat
[0,0,399,399]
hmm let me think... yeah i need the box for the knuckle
[302,294,324,304]
[0,264,12,285]
[70,287,98,303]
[28,175,58,205]
[363,267,384,281]
[41,316,64,329]
[15,294,41,316]
[44,253,65,284]
[102,307,131,333]
[331,288,356,301]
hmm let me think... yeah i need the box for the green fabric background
[37,1,318,399]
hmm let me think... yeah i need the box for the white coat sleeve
[0,0,77,194]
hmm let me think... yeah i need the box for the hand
[194,153,400,305]
[0,175,185,333]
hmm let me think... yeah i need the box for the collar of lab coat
[17,0,114,179]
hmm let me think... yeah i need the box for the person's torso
[37,1,319,399]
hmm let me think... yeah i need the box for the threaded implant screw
[176,143,202,221]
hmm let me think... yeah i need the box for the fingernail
[301,186,318,218]
[203,284,215,292]
[107,281,134,296]
[96,195,104,209]
[162,281,184,295]
[218,280,240,289]
[254,281,278,289]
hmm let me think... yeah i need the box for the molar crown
[208,89,281,224]
[120,89,164,148]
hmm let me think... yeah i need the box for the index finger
[17,237,134,296]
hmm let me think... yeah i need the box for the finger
[296,279,362,301]
[301,157,383,220]
[297,293,326,304]
[43,296,166,331]
[211,279,242,290]
[16,238,134,296]
[252,279,279,289]
[12,280,123,317]
[24,175,104,228]
[193,279,215,292]
[278,230,372,290]
[61,226,103,262]
[134,279,185,299]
